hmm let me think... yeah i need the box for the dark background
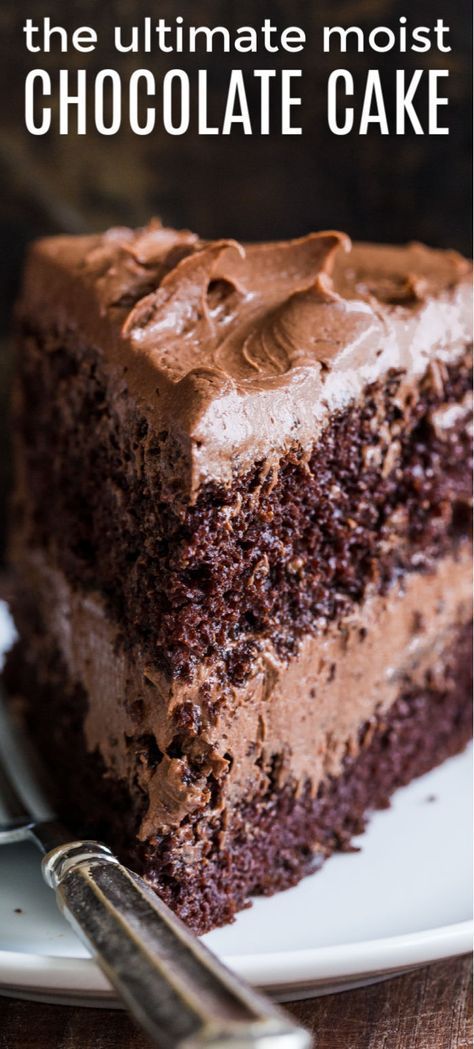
[0,0,472,546]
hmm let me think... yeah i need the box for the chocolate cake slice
[6,221,473,933]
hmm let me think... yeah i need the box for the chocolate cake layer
[7,221,473,933]
[6,613,472,934]
[8,545,472,843]
[11,325,472,684]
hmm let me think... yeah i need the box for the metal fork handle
[42,840,311,1049]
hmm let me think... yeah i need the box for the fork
[0,690,311,1049]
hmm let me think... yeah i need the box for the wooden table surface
[0,956,471,1049]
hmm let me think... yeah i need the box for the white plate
[0,602,472,1003]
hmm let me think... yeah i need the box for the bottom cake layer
[5,619,472,934]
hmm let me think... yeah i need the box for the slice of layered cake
[6,221,472,933]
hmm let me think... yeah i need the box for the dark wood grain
[0,957,471,1049]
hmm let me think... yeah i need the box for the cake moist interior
[15,324,472,686]
[6,619,472,935]
[6,224,473,934]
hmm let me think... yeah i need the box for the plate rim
[0,918,472,999]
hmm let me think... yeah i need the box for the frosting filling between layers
[13,545,472,839]
[7,617,471,935]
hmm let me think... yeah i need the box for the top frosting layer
[21,220,472,495]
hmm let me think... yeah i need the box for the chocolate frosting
[18,545,473,838]
[20,220,472,495]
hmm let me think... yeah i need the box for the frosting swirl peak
[21,220,472,494]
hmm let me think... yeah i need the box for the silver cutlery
[0,689,311,1049]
